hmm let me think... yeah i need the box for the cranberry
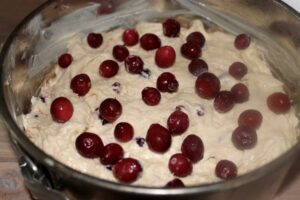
[99,60,119,78]
[162,18,180,37]
[87,32,103,48]
[140,33,161,51]
[70,74,91,96]
[228,62,248,80]
[58,53,73,68]
[168,153,192,177]
[214,91,235,113]
[230,83,249,103]
[181,42,201,60]
[112,45,129,62]
[215,160,238,180]
[155,46,176,68]
[97,0,114,15]
[124,55,144,74]
[186,31,206,48]
[238,109,263,130]
[50,97,73,123]
[156,72,179,93]
[165,178,185,188]
[234,34,251,50]
[195,72,221,99]
[114,122,134,142]
[113,158,142,183]
[167,110,189,135]
[99,98,122,123]
[188,59,208,77]
[267,92,291,114]
[100,143,124,165]
[141,87,161,106]
[232,126,257,150]
[181,134,204,163]
[75,132,104,158]
[146,123,172,153]
[122,29,139,46]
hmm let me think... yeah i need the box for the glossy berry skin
[188,59,208,77]
[146,123,172,153]
[99,60,119,78]
[214,91,235,113]
[140,33,161,51]
[58,53,73,68]
[114,122,134,142]
[267,92,291,114]
[100,143,124,165]
[112,45,129,62]
[141,87,161,106]
[230,83,249,103]
[99,98,122,123]
[229,62,248,80]
[234,34,251,50]
[122,29,139,46]
[155,46,176,68]
[156,72,179,93]
[215,160,238,180]
[186,31,206,48]
[165,178,185,188]
[162,18,180,37]
[181,134,204,163]
[168,153,192,177]
[70,74,91,96]
[238,109,263,130]
[124,55,144,74]
[97,0,114,15]
[87,33,103,48]
[75,132,104,158]
[113,158,142,183]
[50,97,73,123]
[195,72,221,99]
[181,42,201,60]
[167,110,189,135]
[232,126,257,150]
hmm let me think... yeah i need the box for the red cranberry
[114,122,134,142]
[167,110,189,135]
[124,55,144,74]
[181,42,201,60]
[228,62,248,80]
[112,45,129,62]
[267,92,291,114]
[146,123,172,153]
[214,91,235,113]
[155,46,176,68]
[100,143,124,165]
[50,97,73,123]
[215,160,238,180]
[238,109,263,130]
[70,74,91,96]
[165,178,185,188]
[168,153,192,177]
[58,53,73,68]
[75,132,104,158]
[156,72,179,93]
[162,18,180,37]
[230,83,249,103]
[232,126,257,150]
[234,34,251,50]
[188,59,208,77]
[181,134,204,163]
[195,72,221,99]
[97,0,114,15]
[99,60,119,78]
[87,32,103,48]
[99,98,122,123]
[140,33,161,51]
[122,29,139,46]
[141,87,161,106]
[186,31,206,48]
[113,158,142,183]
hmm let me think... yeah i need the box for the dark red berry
[168,153,192,177]
[188,59,208,77]
[58,53,73,68]
[97,0,114,15]
[156,72,179,93]
[167,110,189,135]
[114,122,134,142]
[142,87,161,106]
[214,91,235,113]
[232,126,257,150]
[181,42,201,60]
[50,97,73,123]
[165,178,185,188]
[229,62,248,80]
[100,143,124,165]
[234,34,251,50]
[140,33,161,51]
[113,158,142,183]
[230,83,249,103]
[146,123,172,153]
[112,45,129,62]
[155,46,176,68]
[186,31,206,48]
[215,160,238,180]
[99,98,122,123]
[124,55,144,74]
[75,132,104,158]
[238,109,263,130]
[162,18,180,37]
[267,92,291,114]
[195,72,221,99]
[122,29,139,46]
[70,74,91,96]
[99,60,119,78]
[181,134,204,163]
[87,32,103,48]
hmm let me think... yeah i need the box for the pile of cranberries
[49,18,293,186]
